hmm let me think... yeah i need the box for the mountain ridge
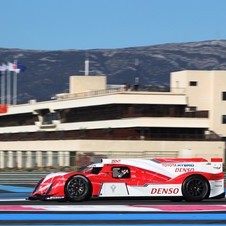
[1,39,226,104]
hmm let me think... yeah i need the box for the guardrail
[0,172,48,184]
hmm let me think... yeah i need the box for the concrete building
[171,70,226,137]
[0,70,225,170]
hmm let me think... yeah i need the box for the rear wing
[211,158,223,162]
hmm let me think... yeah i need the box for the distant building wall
[171,70,226,136]
[210,72,226,135]
[171,70,212,110]
[69,76,106,93]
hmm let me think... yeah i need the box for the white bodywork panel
[99,180,224,198]
[43,172,67,183]
[209,179,224,198]
[100,183,129,197]
[99,183,182,197]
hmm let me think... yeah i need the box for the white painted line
[0,198,27,201]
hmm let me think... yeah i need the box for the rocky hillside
[1,40,226,104]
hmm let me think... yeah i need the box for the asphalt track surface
[1,195,226,205]
[0,185,226,225]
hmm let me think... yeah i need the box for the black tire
[64,175,92,202]
[182,175,210,202]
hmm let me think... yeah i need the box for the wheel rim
[186,178,206,197]
[67,177,87,198]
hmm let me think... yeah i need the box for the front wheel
[182,175,210,202]
[64,175,92,202]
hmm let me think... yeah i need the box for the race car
[28,157,225,202]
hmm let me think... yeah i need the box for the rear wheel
[64,175,92,202]
[182,175,209,202]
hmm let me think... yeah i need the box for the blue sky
[0,0,226,50]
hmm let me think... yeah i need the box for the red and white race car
[28,158,225,202]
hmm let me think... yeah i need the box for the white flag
[0,64,7,72]
[8,62,20,73]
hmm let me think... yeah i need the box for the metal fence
[0,172,47,184]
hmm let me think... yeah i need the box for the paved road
[0,184,226,225]
[1,184,226,205]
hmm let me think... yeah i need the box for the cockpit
[79,163,104,174]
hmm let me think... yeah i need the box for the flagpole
[13,60,17,105]
[1,71,5,105]
[13,71,17,105]
[7,69,11,105]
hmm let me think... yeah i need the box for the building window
[189,81,197,86]
[222,115,226,124]
[43,112,58,125]
[189,106,197,112]
[222,92,226,100]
